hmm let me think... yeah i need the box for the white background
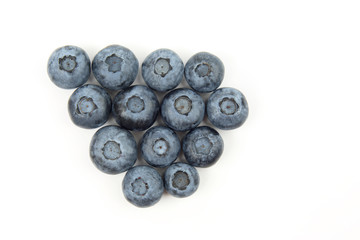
[1,0,359,239]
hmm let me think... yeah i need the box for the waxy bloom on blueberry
[48,45,91,89]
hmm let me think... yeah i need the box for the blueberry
[90,125,137,174]
[141,49,184,92]
[184,52,224,93]
[161,88,205,132]
[140,126,180,168]
[182,126,224,167]
[68,84,111,129]
[92,45,139,91]
[207,87,249,130]
[122,165,164,207]
[164,162,199,198]
[47,45,91,89]
[112,85,159,131]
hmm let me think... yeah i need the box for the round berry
[183,126,224,167]
[92,45,139,91]
[68,84,111,129]
[184,52,224,93]
[207,87,249,130]
[90,125,137,174]
[140,126,180,168]
[47,45,90,89]
[142,49,184,92]
[112,85,159,131]
[164,162,199,198]
[122,165,164,208]
[161,88,205,132]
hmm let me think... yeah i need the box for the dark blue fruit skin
[161,88,205,132]
[68,84,111,129]
[140,126,181,168]
[183,126,224,167]
[92,45,139,91]
[112,85,159,131]
[184,52,224,93]
[164,162,200,198]
[122,165,164,208]
[141,49,184,92]
[207,87,249,130]
[90,125,137,174]
[47,45,90,89]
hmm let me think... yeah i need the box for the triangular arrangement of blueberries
[48,45,249,207]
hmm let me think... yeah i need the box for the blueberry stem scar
[219,97,238,115]
[195,62,211,77]
[172,171,190,190]
[102,141,121,160]
[126,96,145,113]
[105,54,123,73]
[154,58,172,77]
[76,97,97,115]
[131,177,149,196]
[152,138,169,156]
[59,55,77,73]
[174,96,192,115]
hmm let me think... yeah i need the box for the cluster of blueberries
[47,45,249,207]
